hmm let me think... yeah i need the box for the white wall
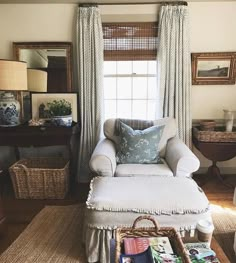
[0,4,76,59]
[0,2,236,173]
[189,2,236,173]
[189,2,236,120]
[100,4,159,22]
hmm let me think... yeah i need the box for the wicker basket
[115,215,191,263]
[9,158,70,199]
[193,126,236,142]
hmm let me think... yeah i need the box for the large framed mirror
[13,42,73,92]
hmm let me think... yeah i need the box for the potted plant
[47,99,72,127]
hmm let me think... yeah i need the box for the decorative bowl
[50,115,72,127]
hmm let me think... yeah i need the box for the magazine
[184,243,220,263]
[190,255,220,263]
[150,247,183,263]
[124,237,174,255]
[120,246,182,263]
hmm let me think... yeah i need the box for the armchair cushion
[104,117,176,158]
[115,160,173,177]
[116,122,164,164]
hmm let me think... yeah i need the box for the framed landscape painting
[191,52,236,85]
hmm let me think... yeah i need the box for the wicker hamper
[9,157,70,199]
[115,215,191,263]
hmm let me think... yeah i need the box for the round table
[193,134,236,186]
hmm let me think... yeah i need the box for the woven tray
[193,126,236,142]
[115,215,191,263]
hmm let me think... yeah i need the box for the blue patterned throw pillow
[116,122,165,164]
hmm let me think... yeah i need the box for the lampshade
[0,60,27,91]
[27,69,47,92]
[0,60,27,127]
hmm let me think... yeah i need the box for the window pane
[148,61,157,74]
[148,77,157,99]
[104,78,116,99]
[147,100,156,120]
[104,100,117,119]
[133,61,147,74]
[117,77,132,99]
[132,100,147,119]
[117,61,132,74]
[117,100,132,118]
[103,60,158,120]
[104,61,116,74]
[133,77,148,99]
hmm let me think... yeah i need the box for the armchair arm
[165,137,200,177]
[89,138,117,177]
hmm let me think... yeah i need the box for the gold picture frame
[191,52,236,85]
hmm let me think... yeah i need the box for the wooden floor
[194,173,236,209]
[0,173,235,257]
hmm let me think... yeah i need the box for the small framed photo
[31,92,78,122]
[191,52,236,85]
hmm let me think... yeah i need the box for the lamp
[27,69,47,92]
[0,60,27,127]
[22,69,47,122]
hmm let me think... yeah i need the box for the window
[103,23,158,120]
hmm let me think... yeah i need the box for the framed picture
[191,52,236,85]
[31,92,78,122]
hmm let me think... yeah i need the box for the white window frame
[104,60,157,120]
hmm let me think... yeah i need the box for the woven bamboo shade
[103,22,158,61]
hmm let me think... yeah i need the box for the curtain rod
[79,1,188,7]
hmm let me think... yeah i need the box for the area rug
[211,204,236,262]
[0,204,235,262]
[0,204,87,263]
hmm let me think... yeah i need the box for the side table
[192,128,236,186]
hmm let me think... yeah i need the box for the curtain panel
[75,6,104,182]
[157,5,191,147]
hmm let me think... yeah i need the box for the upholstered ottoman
[84,176,211,263]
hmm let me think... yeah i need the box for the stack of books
[119,237,182,263]
[119,237,220,263]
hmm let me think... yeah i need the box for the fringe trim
[86,205,210,215]
[86,223,197,233]
[86,177,210,215]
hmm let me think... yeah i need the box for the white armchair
[89,117,200,178]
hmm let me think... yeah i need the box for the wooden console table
[192,128,236,185]
[0,123,79,191]
[0,124,79,157]
[0,124,79,160]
